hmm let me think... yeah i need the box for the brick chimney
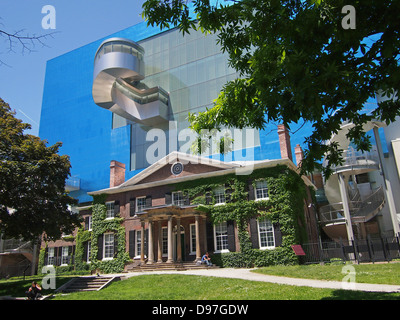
[277,124,293,161]
[110,160,125,188]
[294,144,304,167]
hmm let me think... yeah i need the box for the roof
[88,151,315,196]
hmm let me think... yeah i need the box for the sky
[0,0,146,136]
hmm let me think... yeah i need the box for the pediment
[120,152,240,187]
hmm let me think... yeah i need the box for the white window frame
[213,222,229,253]
[61,246,69,265]
[135,229,148,259]
[136,196,147,213]
[213,186,226,205]
[189,223,196,255]
[103,233,114,260]
[172,191,185,206]
[255,180,269,200]
[88,216,92,231]
[257,218,275,250]
[47,247,55,266]
[106,201,115,219]
[87,241,91,262]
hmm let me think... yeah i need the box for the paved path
[110,268,400,293]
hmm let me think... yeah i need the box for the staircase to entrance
[125,261,219,272]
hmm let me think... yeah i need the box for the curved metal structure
[92,38,169,126]
[320,120,390,241]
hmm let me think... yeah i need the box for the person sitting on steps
[25,281,42,300]
[201,252,212,266]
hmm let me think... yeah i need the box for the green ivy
[175,165,308,266]
[74,203,130,274]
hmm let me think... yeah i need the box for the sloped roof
[89,151,315,195]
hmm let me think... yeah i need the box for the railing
[323,147,379,172]
[302,236,400,264]
[319,186,384,224]
[1,239,32,253]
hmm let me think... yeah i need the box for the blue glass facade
[39,21,313,204]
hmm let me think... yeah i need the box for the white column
[338,173,355,243]
[147,220,154,264]
[195,215,201,261]
[176,217,182,262]
[167,216,173,263]
[157,220,163,263]
[373,126,400,238]
[140,221,145,263]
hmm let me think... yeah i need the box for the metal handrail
[319,186,384,223]
[323,147,379,170]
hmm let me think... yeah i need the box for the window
[104,233,114,259]
[61,246,69,265]
[214,186,226,205]
[255,180,269,200]
[136,197,147,213]
[258,218,275,249]
[87,241,91,262]
[214,222,228,252]
[106,202,115,219]
[136,230,142,257]
[190,224,196,254]
[88,216,92,231]
[47,247,55,265]
[172,191,185,206]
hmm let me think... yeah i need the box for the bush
[211,247,297,268]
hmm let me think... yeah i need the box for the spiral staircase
[92,38,169,126]
[319,120,389,241]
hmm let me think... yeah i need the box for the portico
[137,205,207,264]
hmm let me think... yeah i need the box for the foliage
[175,165,307,266]
[142,0,400,177]
[86,203,130,274]
[0,98,80,242]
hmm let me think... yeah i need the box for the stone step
[126,262,219,272]
[58,276,117,293]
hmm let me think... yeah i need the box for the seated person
[201,252,212,266]
[25,281,42,300]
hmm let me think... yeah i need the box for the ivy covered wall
[174,164,311,267]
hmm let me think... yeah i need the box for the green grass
[0,275,75,298]
[3,263,400,300]
[252,262,400,285]
[50,274,400,300]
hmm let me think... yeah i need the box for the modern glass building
[39,19,313,204]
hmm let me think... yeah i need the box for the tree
[0,98,80,242]
[0,19,56,67]
[142,0,400,176]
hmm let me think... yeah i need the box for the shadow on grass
[322,290,400,300]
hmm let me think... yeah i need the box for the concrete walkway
[109,268,400,293]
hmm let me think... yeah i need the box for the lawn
[2,263,400,300]
[252,262,400,285]
[50,274,400,300]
